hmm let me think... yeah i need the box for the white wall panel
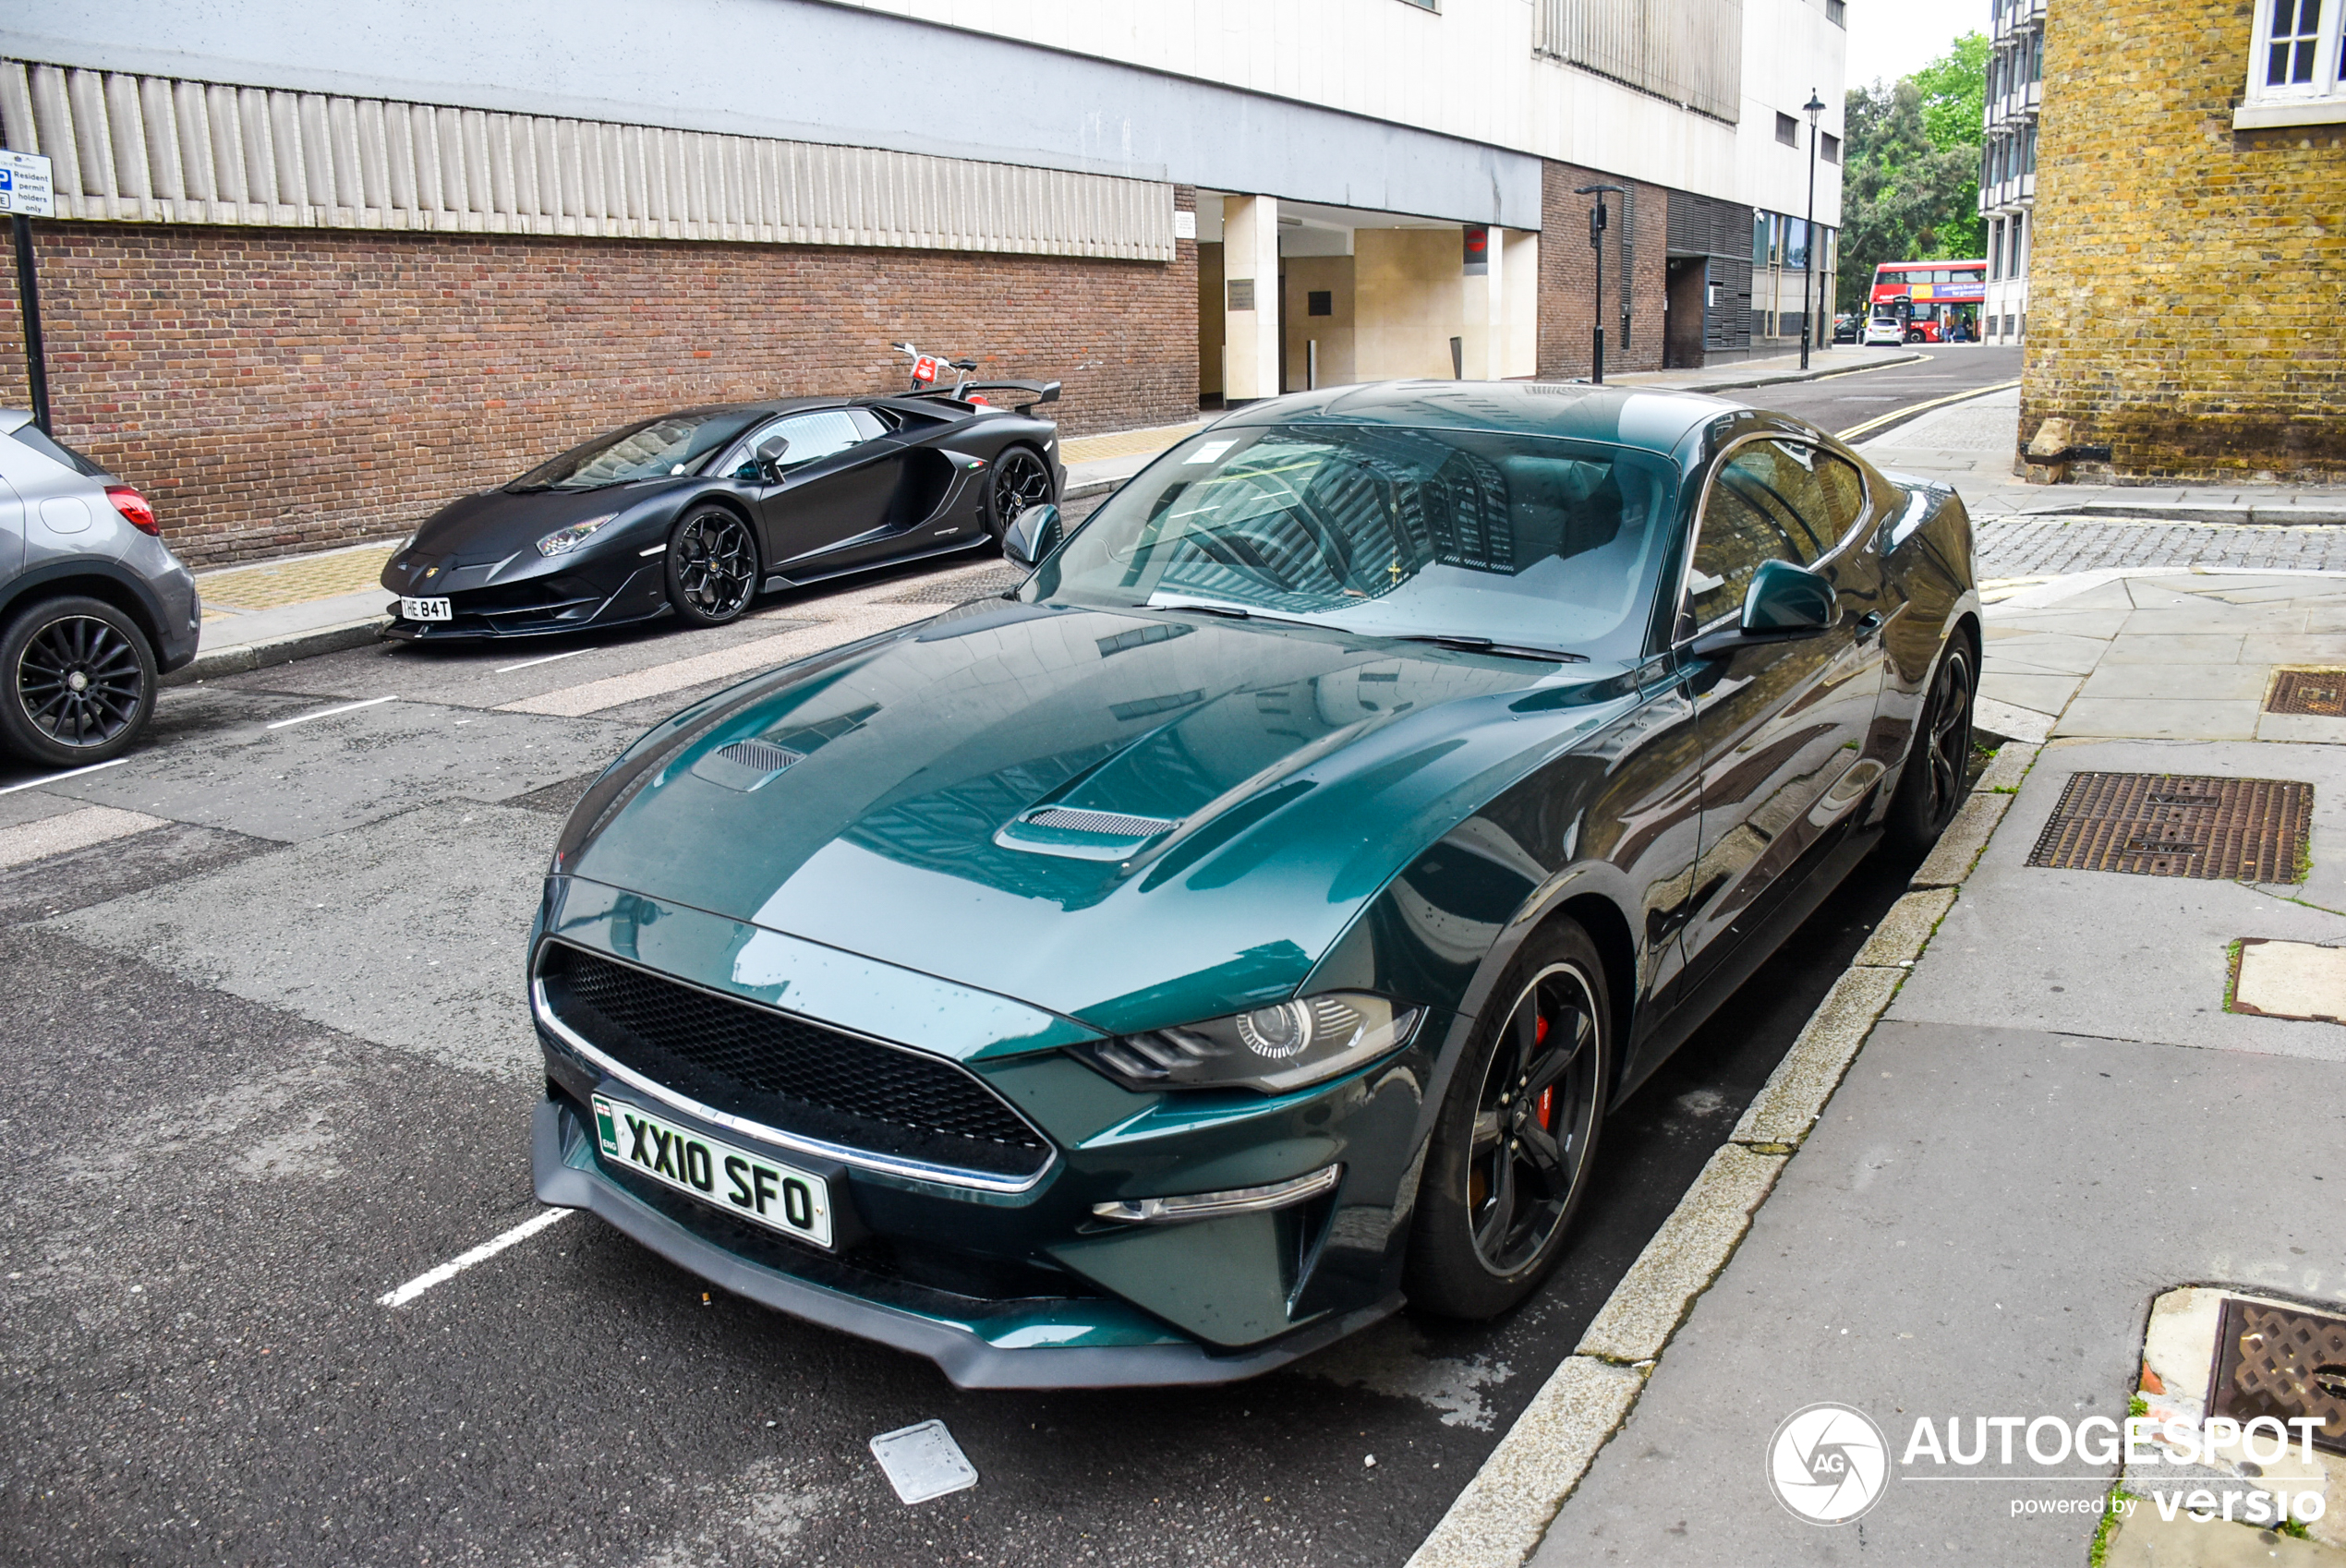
[0,57,1174,260]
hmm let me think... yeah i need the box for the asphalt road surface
[1735,343,2021,438]
[4,486,1940,1565]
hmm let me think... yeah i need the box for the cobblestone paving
[1977,515,2346,581]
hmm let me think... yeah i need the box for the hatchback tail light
[105,485,159,537]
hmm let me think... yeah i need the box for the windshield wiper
[1387,633,1590,664]
[1143,597,1328,630]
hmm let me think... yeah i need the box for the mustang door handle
[1854,610,1886,642]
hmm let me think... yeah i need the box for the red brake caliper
[1534,1016,1554,1128]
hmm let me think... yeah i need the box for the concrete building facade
[1,0,1845,565]
[2023,0,2346,481]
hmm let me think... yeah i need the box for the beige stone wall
[1282,257,1357,390]
[2023,0,2346,481]
[1354,230,1467,381]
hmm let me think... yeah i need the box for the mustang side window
[1686,445,1828,629]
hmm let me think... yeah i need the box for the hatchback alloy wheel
[0,596,160,767]
[668,510,757,623]
[18,612,146,748]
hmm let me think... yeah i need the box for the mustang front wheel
[1406,920,1611,1320]
[665,508,759,626]
[0,596,159,767]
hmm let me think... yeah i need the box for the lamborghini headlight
[537,513,619,557]
[1075,994,1421,1095]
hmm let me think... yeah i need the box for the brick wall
[0,208,1197,567]
[1537,161,1669,380]
[2024,0,2346,481]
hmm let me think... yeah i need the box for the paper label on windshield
[1184,440,1238,464]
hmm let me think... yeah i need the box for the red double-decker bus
[1863,259,1987,344]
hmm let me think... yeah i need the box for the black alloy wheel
[665,508,759,626]
[0,596,158,767]
[984,446,1056,541]
[1406,921,1611,1320]
[1884,640,1977,853]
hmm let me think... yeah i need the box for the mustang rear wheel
[1406,920,1611,1321]
[984,446,1056,543]
[1884,638,1976,854]
[0,595,159,767]
[665,508,759,626]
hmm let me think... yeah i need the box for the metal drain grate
[2207,1297,2346,1455]
[2026,772,2312,881]
[2267,668,2346,717]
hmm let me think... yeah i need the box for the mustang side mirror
[1689,559,1839,657]
[1002,503,1062,571]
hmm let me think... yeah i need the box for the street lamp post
[1800,90,1827,372]
[1575,183,1628,383]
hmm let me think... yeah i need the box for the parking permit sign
[0,151,55,218]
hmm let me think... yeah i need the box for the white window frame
[2237,0,2346,127]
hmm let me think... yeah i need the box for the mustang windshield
[509,409,763,491]
[1029,424,1677,663]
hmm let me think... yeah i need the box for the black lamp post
[1575,183,1627,383]
[1799,90,1827,371]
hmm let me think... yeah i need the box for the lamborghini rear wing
[910,380,1062,415]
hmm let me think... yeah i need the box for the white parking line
[378,1207,574,1308]
[0,756,128,796]
[266,694,400,730]
[495,647,598,675]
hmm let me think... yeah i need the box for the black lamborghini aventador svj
[380,389,1061,641]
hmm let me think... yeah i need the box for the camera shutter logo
[1767,1403,1890,1525]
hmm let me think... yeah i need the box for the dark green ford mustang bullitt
[528,380,1979,1388]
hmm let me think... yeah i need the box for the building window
[1989,220,2003,280]
[2240,0,2346,125]
[1825,0,1846,24]
[1821,131,1841,163]
[1776,112,1798,145]
[1395,0,1439,9]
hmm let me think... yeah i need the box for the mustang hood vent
[995,805,1181,861]
[693,739,807,793]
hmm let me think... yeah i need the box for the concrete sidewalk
[1516,572,2346,1566]
[1857,388,2346,524]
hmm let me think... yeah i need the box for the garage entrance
[1193,192,1535,406]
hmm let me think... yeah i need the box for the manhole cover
[2267,668,2346,717]
[2027,772,2312,881]
[2207,1297,2346,1455]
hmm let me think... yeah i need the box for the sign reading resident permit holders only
[0,151,56,219]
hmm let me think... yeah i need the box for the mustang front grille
[536,943,1050,1182]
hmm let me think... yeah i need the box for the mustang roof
[1212,380,1768,453]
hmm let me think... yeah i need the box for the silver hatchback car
[0,410,199,767]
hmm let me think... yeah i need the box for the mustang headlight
[537,513,620,557]
[1077,994,1421,1095]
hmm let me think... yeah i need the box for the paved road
[1733,343,2021,438]
[0,537,1943,1567]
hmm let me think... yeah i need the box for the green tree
[1834,33,1989,312]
